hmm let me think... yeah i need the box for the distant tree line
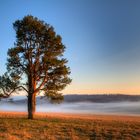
[64,94,140,103]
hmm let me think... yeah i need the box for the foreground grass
[0,113,140,140]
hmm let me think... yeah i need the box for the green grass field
[0,112,140,140]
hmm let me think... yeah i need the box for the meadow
[0,112,140,140]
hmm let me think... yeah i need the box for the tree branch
[34,72,47,93]
[0,86,28,98]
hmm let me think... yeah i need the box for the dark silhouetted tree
[5,15,71,119]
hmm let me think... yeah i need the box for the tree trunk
[28,93,36,119]
[32,93,36,113]
[27,72,36,119]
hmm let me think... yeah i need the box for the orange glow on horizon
[63,89,140,95]
[62,83,140,95]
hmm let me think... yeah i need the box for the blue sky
[0,0,140,94]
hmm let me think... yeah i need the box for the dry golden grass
[0,112,140,140]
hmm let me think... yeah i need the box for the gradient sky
[0,0,140,94]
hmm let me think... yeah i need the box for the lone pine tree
[6,15,71,119]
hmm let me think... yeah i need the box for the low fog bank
[0,94,140,116]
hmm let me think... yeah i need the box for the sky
[0,0,140,94]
